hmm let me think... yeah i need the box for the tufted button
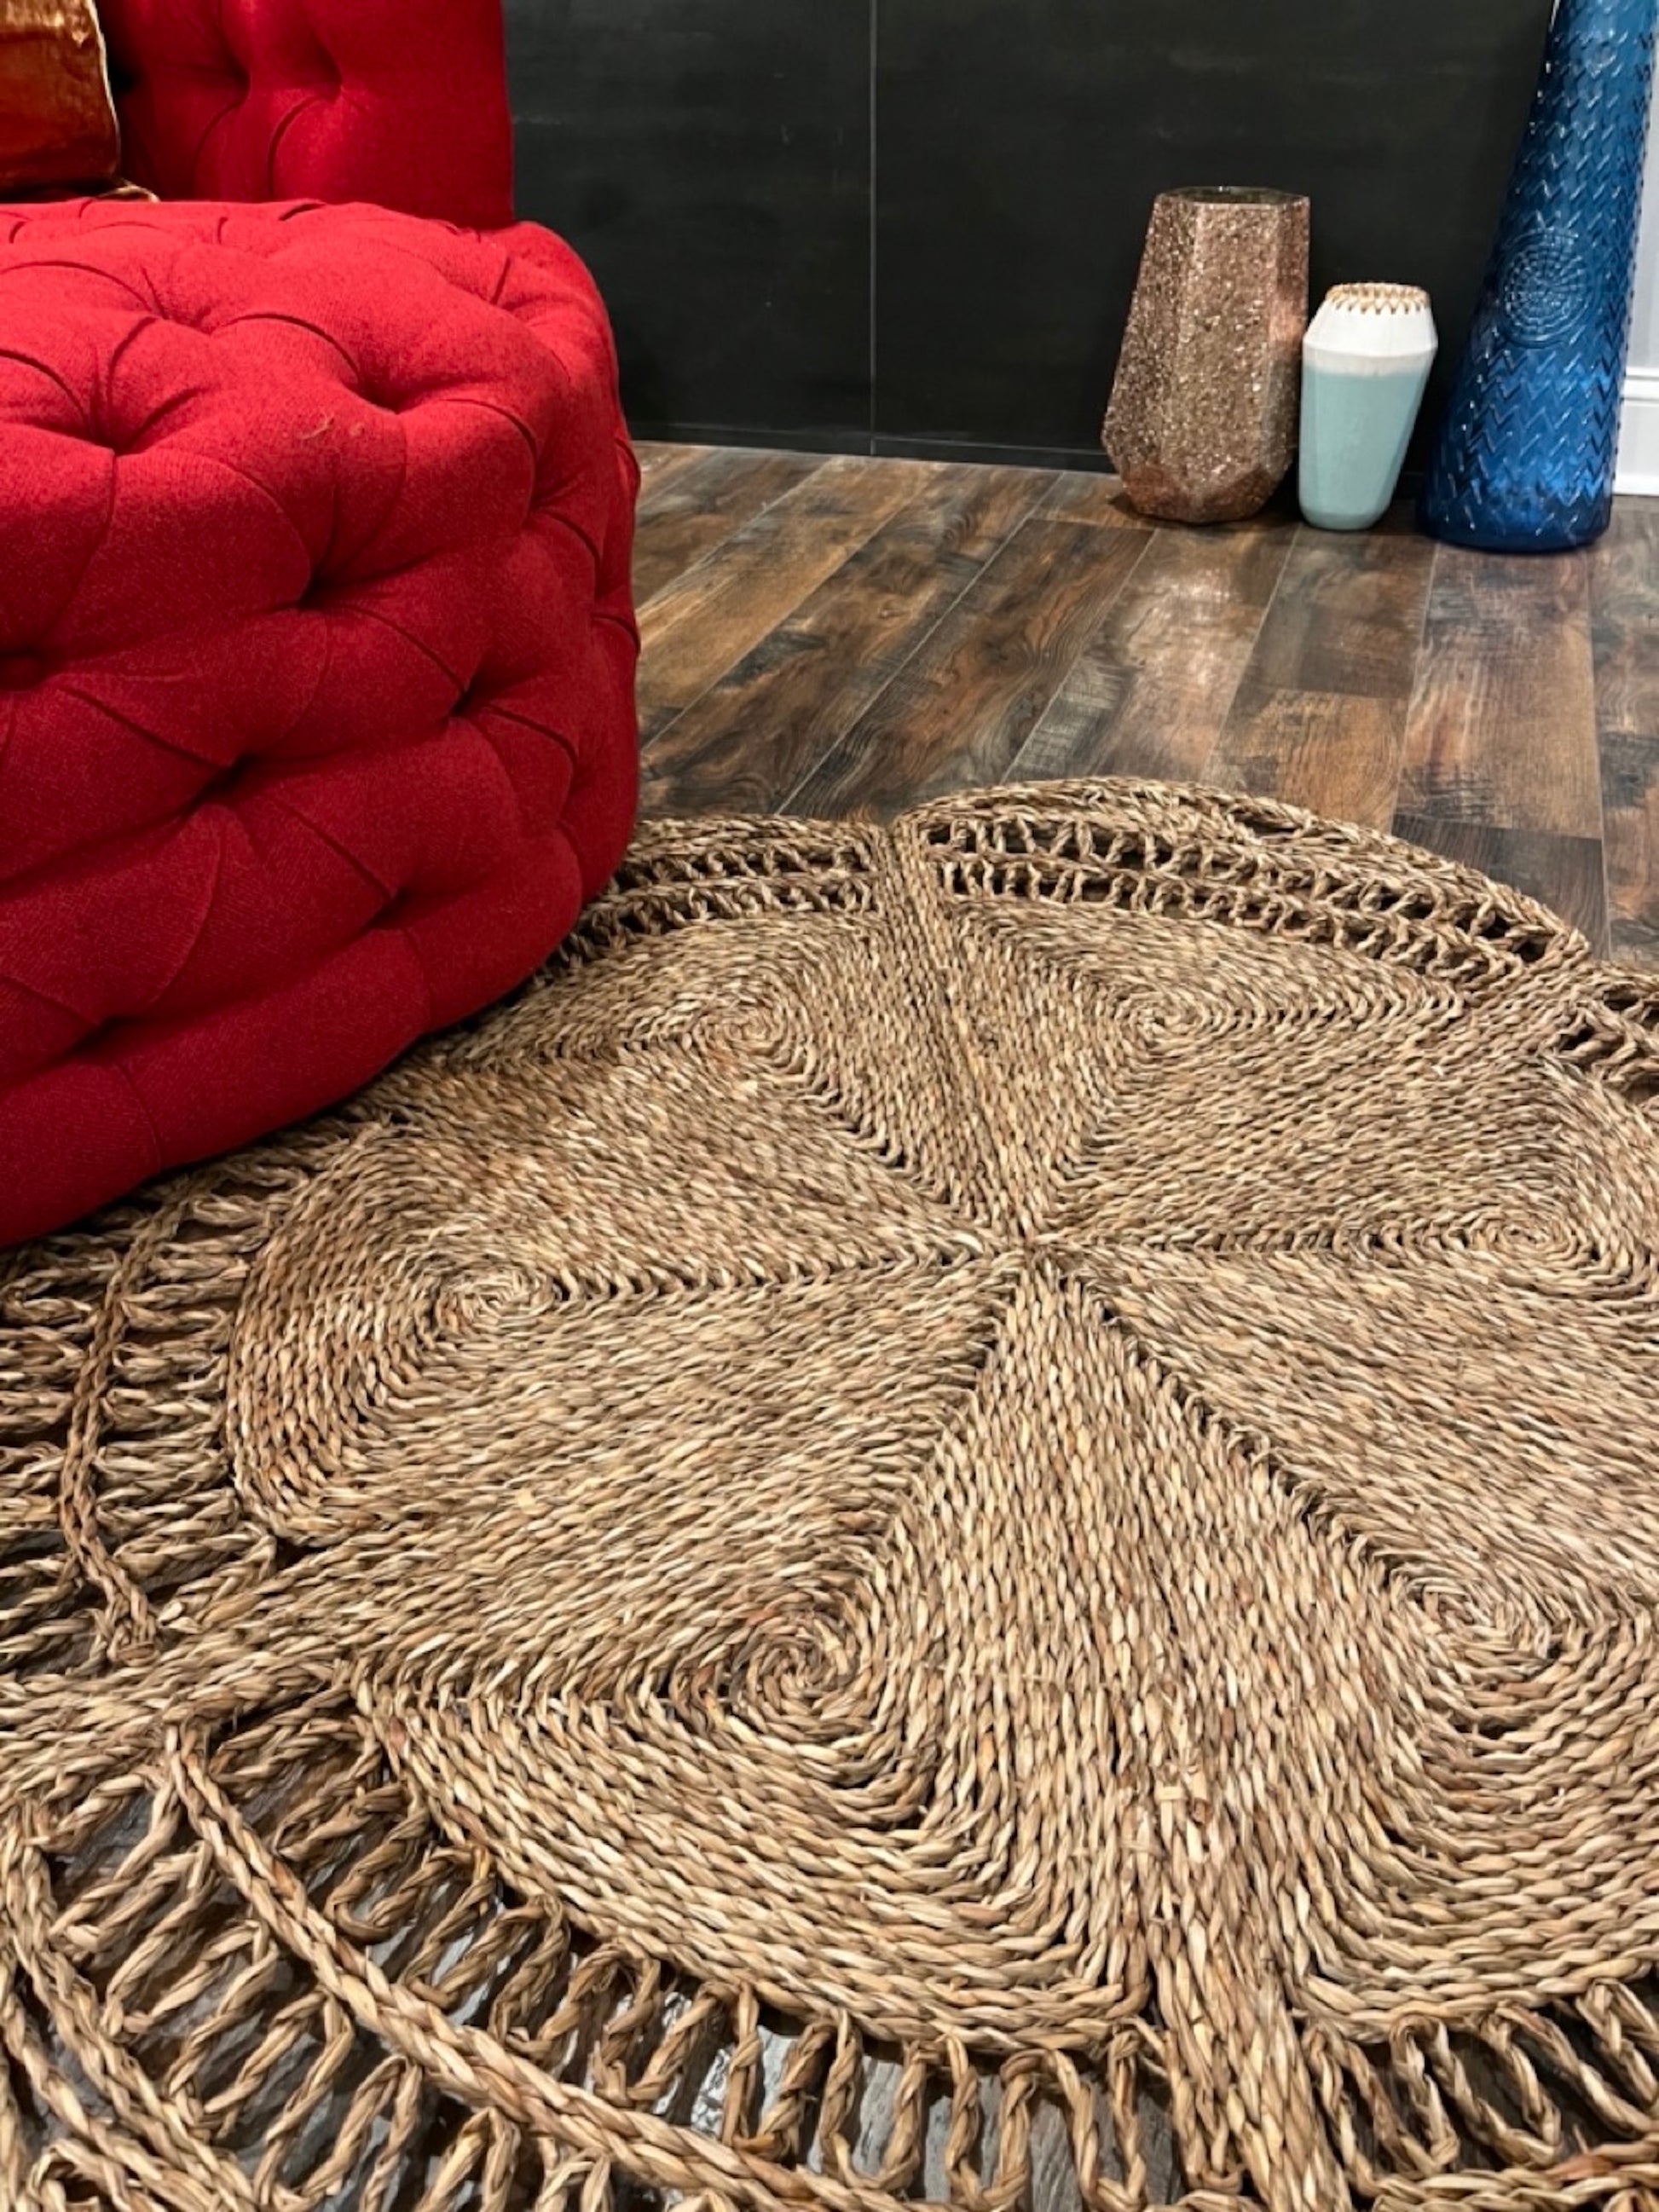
[84,417,140,459]
[0,650,47,690]
[199,756,255,805]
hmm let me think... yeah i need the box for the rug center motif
[216,798,1659,2065]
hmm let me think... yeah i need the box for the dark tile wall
[504,0,870,442]
[506,0,1554,464]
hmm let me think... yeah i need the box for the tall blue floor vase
[1420,0,1659,551]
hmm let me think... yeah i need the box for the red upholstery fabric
[97,0,514,228]
[0,197,639,1245]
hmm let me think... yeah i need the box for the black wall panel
[505,0,871,442]
[505,0,1555,464]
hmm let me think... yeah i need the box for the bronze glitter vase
[1103,186,1310,524]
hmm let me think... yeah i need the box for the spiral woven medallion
[4,780,1659,2212]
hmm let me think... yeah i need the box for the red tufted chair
[0,0,639,1245]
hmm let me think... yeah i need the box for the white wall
[1616,77,1659,492]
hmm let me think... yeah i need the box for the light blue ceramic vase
[1298,285,1438,532]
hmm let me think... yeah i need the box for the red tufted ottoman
[0,197,638,1245]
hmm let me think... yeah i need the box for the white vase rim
[1323,281,1433,314]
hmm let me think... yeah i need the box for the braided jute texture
[3,778,1659,2212]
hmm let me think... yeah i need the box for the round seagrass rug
[3,779,1659,2212]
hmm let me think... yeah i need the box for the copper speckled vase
[1104,186,1310,524]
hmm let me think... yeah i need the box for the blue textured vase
[1420,0,1659,552]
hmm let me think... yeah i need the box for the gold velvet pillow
[0,0,120,194]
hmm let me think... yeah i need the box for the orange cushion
[0,0,119,193]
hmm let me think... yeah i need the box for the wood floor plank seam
[1189,516,1298,782]
[1587,504,1659,965]
[643,465,1061,818]
[640,462,993,766]
[766,475,1075,816]
[1396,544,1602,840]
[633,448,835,615]
[638,457,928,738]
[1204,524,1439,829]
[1008,526,1292,789]
[784,514,1156,817]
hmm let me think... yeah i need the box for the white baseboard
[1617,367,1659,495]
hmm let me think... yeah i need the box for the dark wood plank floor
[634,442,1659,964]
